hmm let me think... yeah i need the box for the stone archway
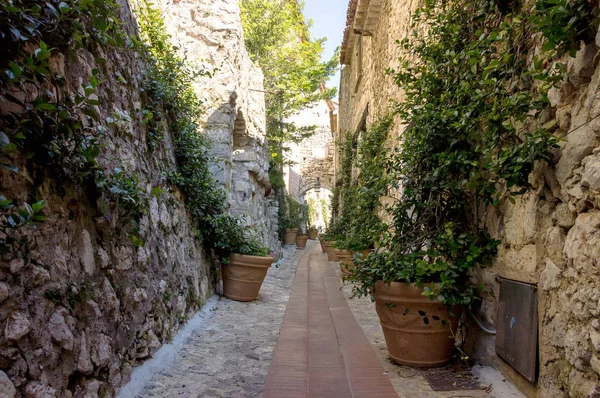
[298,145,335,197]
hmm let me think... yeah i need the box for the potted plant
[307,226,318,240]
[295,231,308,248]
[284,196,303,245]
[211,214,273,302]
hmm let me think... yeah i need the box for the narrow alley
[1,0,599,397]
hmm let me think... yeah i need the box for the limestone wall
[163,0,280,255]
[337,0,600,396]
[0,0,273,396]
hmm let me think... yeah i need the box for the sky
[302,0,348,93]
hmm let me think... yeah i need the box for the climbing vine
[348,0,598,306]
[0,0,129,256]
[331,118,392,250]
[0,0,268,261]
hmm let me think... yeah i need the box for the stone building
[0,0,276,396]
[337,0,600,396]
[283,97,336,230]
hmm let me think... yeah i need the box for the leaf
[35,102,57,111]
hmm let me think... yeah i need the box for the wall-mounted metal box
[496,278,538,382]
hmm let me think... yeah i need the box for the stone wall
[0,0,273,396]
[337,0,600,396]
[163,0,280,255]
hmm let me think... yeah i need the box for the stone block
[0,370,16,398]
[48,308,75,351]
[5,312,30,342]
[540,259,562,291]
[553,203,576,228]
[564,211,600,271]
[581,155,600,190]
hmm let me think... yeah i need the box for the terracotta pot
[222,254,273,302]
[296,235,308,248]
[324,241,337,261]
[319,239,330,251]
[335,249,354,275]
[373,281,459,367]
[284,228,298,245]
[308,229,318,240]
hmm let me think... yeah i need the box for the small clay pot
[296,235,308,248]
[284,228,298,245]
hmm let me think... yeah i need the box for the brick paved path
[262,244,398,398]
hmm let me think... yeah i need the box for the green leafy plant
[285,195,304,231]
[346,0,593,307]
[331,118,393,252]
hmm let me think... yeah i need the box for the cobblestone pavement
[134,243,313,398]
[338,267,490,398]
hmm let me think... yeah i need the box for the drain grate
[423,368,485,391]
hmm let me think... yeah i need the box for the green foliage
[347,0,592,306]
[0,0,124,180]
[285,195,304,231]
[319,198,329,230]
[307,197,317,227]
[531,0,599,56]
[268,167,285,189]
[332,119,393,251]
[96,168,149,218]
[239,0,338,169]
[0,0,125,258]
[209,214,270,260]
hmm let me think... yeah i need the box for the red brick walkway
[262,244,398,398]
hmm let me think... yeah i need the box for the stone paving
[132,243,312,398]
[262,245,397,398]
[125,240,495,398]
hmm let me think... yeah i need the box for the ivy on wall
[0,0,269,261]
[329,118,392,250]
[343,0,598,306]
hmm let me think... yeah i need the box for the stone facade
[284,99,336,198]
[0,0,274,396]
[338,0,600,396]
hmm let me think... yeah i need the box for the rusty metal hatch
[496,278,538,382]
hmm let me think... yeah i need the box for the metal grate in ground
[423,367,486,391]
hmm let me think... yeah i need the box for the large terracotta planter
[324,241,337,261]
[335,248,354,276]
[308,229,318,240]
[319,239,329,251]
[284,228,298,245]
[296,235,308,248]
[222,254,273,302]
[373,281,459,367]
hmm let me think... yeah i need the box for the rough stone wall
[162,0,280,254]
[0,0,273,396]
[338,0,419,139]
[337,0,600,396]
